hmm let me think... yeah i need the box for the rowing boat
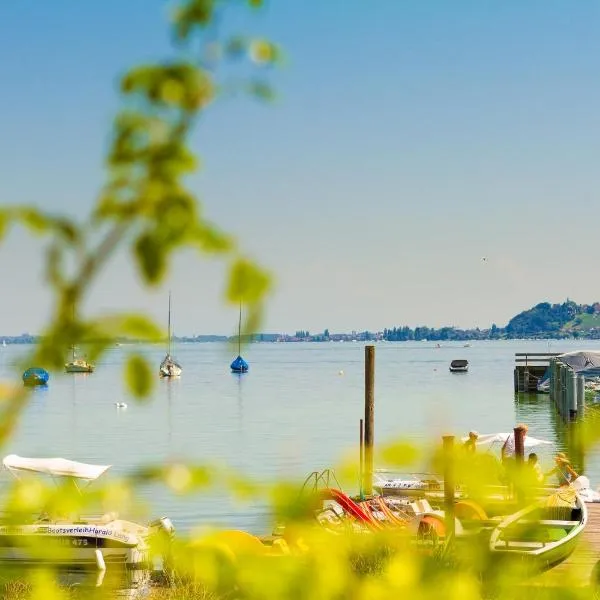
[489,485,587,573]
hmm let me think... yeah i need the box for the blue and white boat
[22,368,49,386]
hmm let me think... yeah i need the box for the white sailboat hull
[65,363,95,373]
[159,357,182,378]
[160,292,182,377]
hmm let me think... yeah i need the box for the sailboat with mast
[65,347,95,373]
[65,306,94,373]
[159,292,182,378]
[230,302,249,373]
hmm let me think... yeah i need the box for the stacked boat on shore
[272,438,590,576]
[0,455,175,573]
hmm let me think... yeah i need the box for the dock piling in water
[578,375,586,419]
[442,435,455,543]
[569,370,578,419]
[364,345,375,496]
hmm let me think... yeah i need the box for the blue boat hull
[230,356,249,373]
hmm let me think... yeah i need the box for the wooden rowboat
[489,486,587,573]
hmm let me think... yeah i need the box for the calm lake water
[1,339,599,536]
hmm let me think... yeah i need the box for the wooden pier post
[364,345,375,496]
[578,375,586,419]
[553,360,561,413]
[514,426,525,463]
[442,435,456,543]
[359,418,364,499]
[514,426,525,505]
[560,364,567,420]
[564,367,571,421]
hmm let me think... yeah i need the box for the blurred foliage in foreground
[0,438,598,598]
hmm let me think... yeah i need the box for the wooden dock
[514,352,561,392]
[529,503,600,588]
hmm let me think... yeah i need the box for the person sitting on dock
[463,431,479,453]
[545,453,579,487]
[526,453,544,484]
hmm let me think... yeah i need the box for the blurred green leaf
[172,0,215,40]
[125,353,153,398]
[248,80,276,101]
[378,441,420,467]
[226,257,271,304]
[93,313,163,341]
[0,210,8,241]
[192,220,234,253]
[134,231,167,284]
[16,208,50,234]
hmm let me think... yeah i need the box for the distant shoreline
[6,300,600,344]
[0,334,597,345]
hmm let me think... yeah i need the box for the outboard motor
[149,517,176,579]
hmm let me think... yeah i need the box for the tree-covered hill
[383,300,600,341]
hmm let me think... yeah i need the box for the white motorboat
[449,359,468,373]
[0,455,174,570]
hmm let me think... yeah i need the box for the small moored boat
[65,356,95,374]
[450,359,468,373]
[230,355,249,373]
[22,368,49,386]
[159,292,182,378]
[230,301,249,374]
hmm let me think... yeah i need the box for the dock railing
[514,352,561,392]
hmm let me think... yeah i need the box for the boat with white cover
[0,455,174,570]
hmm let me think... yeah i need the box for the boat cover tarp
[3,454,111,480]
[450,359,468,368]
[460,432,552,449]
[538,351,600,389]
[230,355,249,372]
[22,368,49,382]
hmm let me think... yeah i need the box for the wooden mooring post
[442,435,456,543]
[363,345,375,496]
[514,426,525,505]
[359,418,364,500]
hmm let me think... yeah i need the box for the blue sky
[1,1,600,335]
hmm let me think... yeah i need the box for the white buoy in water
[115,402,127,408]
[338,370,344,376]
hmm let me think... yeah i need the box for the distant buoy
[115,402,127,408]
[338,370,344,376]
[433,368,437,372]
